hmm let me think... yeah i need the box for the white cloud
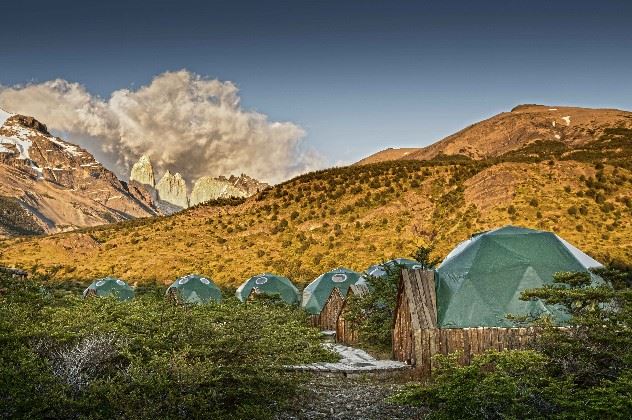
[0,70,324,184]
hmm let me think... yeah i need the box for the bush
[0,274,335,419]
[391,350,556,419]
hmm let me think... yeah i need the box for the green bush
[0,274,334,419]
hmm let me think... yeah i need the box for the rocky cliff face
[190,176,247,206]
[223,174,269,196]
[130,155,269,210]
[156,170,189,209]
[130,154,155,187]
[0,110,158,237]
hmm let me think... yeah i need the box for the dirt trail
[277,375,426,419]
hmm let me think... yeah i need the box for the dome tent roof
[236,273,300,304]
[167,274,222,304]
[357,258,423,286]
[436,225,603,328]
[301,267,361,315]
[83,277,134,301]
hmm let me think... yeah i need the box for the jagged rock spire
[130,155,156,188]
[156,170,189,209]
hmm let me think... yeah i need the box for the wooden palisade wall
[311,287,345,331]
[412,326,537,376]
[392,269,437,365]
[392,269,536,376]
[336,284,369,345]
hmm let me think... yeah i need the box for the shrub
[0,273,335,419]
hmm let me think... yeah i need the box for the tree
[412,245,441,269]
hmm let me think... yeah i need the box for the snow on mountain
[0,113,158,237]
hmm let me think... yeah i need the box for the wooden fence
[392,269,538,376]
[336,284,369,345]
[404,327,537,376]
[309,288,345,331]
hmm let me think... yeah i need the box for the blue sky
[1,0,632,166]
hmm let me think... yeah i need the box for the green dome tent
[436,226,603,328]
[302,267,361,315]
[167,274,222,304]
[357,258,422,286]
[236,273,300,304]
[83,277,134,301]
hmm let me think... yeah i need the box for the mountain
[190,177,247,206]
[355,147,423,166]
[130,155,156,188]
[156,170,189,210]
[2,104,630,286]
[0,110,158,237]
[356,105,632,164]
[224,174,269,196]
[128,154,270,209]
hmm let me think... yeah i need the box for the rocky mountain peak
[356,104,632,165]
[190,176,247,206]
[130,154,156,188]
[0,111,157,237]
[6,114,50,135]
[226,173,270,196]
[156,170,189,209]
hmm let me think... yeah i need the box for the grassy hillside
[1,131,631,287]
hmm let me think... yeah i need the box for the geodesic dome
[166,274,222,304]
[236,273,300,304]
[357,258,423,286]
[436,226,603,328]
[83,277,134,301]
[301,267,361,315]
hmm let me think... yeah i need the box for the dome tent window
[255,276,268,285]
[332,273,348,283]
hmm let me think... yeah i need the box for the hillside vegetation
[1,129,631,287]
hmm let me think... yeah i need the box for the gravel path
[277,375,426,419]
[288,343,409,374]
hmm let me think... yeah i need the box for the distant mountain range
[0,110,158,237]
[0,109,269,236]
[128,155,269,213]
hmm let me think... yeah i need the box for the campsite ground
[278,374,426,419]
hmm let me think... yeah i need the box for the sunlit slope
[2,150,630,286]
